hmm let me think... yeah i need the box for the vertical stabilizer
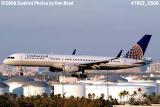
[125,35,152,60]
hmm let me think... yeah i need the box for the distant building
[52,82,157,101]
[59,76,77,83]
[5,76,34,96]
[147,63,160,72]
[0,82,9,95]
[23,81,51,97]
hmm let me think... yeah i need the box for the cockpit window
[7,57,15,59]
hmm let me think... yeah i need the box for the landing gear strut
[80,68,87,78]
[71,68,87,79]
[16,66,25,76]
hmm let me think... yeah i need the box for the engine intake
[49,67,61,72]
[63,64,79,72]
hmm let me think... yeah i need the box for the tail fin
[124,34,152,60]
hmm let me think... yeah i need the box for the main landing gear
[71,73,87,79]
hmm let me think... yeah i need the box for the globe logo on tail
[125,44,143,60]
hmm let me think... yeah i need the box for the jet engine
[49,64,79,73]
[49,67,61,72]
[63,64,79,72]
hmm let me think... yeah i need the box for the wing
[76,49,122,68]
[77,57,118,68]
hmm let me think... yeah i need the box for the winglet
[116,49,123,58]
[72,49,76,55]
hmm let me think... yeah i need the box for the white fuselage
[3,53,144,71]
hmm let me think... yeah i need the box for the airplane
[3,35,152,78]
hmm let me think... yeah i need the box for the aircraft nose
[3,59,7,64]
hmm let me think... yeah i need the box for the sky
[0,0,160,63]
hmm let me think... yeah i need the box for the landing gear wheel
[80,74,87,78]
[71,74,79,78]
[19,72,24,76]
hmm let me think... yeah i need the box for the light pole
[107,69,109,99]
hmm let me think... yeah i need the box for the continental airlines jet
[3,35,152,77]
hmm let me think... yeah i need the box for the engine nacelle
[49,67,61,72]
[63,64,79,72]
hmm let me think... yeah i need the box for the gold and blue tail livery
[125,35,152,60]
